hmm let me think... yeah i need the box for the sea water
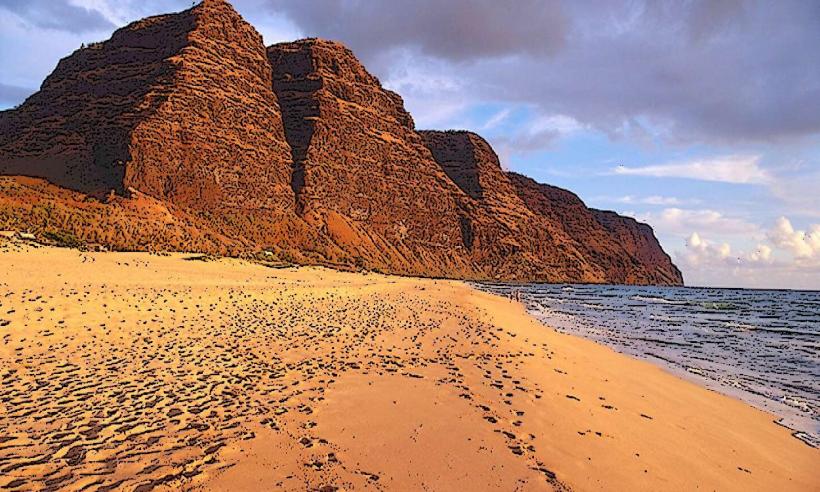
[473,282,820,447]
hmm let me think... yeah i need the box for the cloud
[629,208,761,237]
[0,0,116,33]
[490,113,585,153]
[481,108,512,131]
[767,217,820,259]
[680,232,773,267]
[612,155,771,184]
[683,232,731,264]
[768,170,820,218]
[269,0,567,62]
[270,0,820,144]
[0,82,35,108]
[674,231,809,289]
[615,195,698,206]
[672,218,820,289]
[381,51,471,129]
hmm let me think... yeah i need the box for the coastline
[0,244,816,490]
[473,282,820,448]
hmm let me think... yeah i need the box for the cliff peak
[193,0,249,23]
[269,38,389,95]
[0,0,292,210]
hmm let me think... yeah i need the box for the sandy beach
[0,243,817,491]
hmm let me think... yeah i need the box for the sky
[1,0,819,289]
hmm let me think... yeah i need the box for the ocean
[473,282,820,447]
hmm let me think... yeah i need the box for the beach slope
[0,244,815,490]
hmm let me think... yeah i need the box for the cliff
[592,209,683,285]
[0,0,294,212]
[421,131,683,284]
[507,172,683,285]
[267,39,474,276]
[0,0,683,285]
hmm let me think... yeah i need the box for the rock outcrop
[507,172,683,285]
[0,0,683,285]
[420,130,575,280]
[420,130,683,284]
[592,210,683,285]
[267,39,474,276]
[0,0,293,211]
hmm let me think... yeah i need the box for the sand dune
[0,243,816,491]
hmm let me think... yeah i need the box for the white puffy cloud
[673,218,820,289]
[681,232,723,265]
[679,232,771,268]
[767,217,820,259]
[747,243,773,263]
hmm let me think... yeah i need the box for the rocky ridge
[0,0,683,285]
[507,172,682,284]
[421,131,682,283]
[0,0,294,212]
[267,39,473,276]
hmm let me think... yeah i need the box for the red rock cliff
[507,172,683,285]
[592,209,683,285]
[420,131,682,284]
[0,1,683,285]
[0,0,294,212]
[267,39,475,276]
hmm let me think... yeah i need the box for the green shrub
[43,230,84,248]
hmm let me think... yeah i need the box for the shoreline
[470,290,820,449]
[0,244,817,490]
[475,286,820,449]
[549,316,819,449]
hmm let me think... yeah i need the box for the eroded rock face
[419,131,682,284]
[0,0,683,284]
[420,130,568,280]
[592,210,683,285]
[267,39,474,276]
[0,0,293,211]
[508,172,683,285]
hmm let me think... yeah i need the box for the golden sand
[0,244,816,491]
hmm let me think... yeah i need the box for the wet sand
[0,243,817,491]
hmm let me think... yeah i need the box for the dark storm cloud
[269,0,820,144]
[268,0,567,61]
[0,0,115,33]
